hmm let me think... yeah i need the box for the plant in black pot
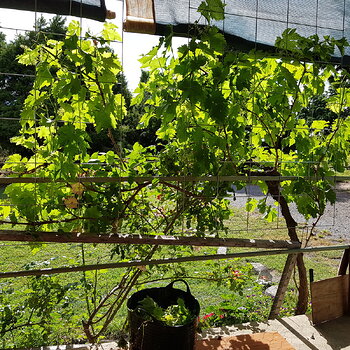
[127,280,200,350]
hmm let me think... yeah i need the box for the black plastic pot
[127,279,200,350]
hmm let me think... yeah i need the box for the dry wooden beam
[0,230,301,249]
[124,0,156,34]
[0,175,348,185]
[269,253,298,319]
[338,248,350,275]
[0,245,348,279]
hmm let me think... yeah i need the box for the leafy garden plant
[137,296,193,326]
[0,18,230,345]
[198,262,297,329]
[0,267,84,348]
[136,5,350,314]
[1,0,350,346]
[199,287,298,329]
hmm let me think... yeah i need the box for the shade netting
[0,0,107,22]
[151,0,350,63]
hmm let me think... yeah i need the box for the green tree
[2,1,350,344]
[88,71,134,152]
[0,16,66,155]
[0,20,230,344]
[298,93,350,133]
[136,22,350,313]
[126,70,163,148]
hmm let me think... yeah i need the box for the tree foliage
[137,27,350,221]
[0,16,67,155]
[135,9,350,314]
[0,20,231,344]
[1,21,228,237]
[1,0,350,345]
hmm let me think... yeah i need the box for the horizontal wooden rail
[0,230,301,249]
[1,244,348,279]
[0,175,348,184]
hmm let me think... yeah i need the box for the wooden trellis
[1,173,349,317]
[0,224,348,316]
[1,0,349,324]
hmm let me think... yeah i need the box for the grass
[0,204,344,347]
[227,207,341,279]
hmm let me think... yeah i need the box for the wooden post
[269,253,298,319]
[337,248,350,315]
[338,248,350,275]
[1,246,348,280]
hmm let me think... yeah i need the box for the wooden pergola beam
[123,0,156,34]
[0,175,348,184]
[1,245,348,280]
[0,230,300,249]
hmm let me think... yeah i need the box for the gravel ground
[230,183,350,243]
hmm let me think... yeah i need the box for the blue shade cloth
[0,0,107,22]
[153,0,350,64]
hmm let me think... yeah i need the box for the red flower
[202,312,215,320]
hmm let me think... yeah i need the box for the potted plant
[127,280,200,350]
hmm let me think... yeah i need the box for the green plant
[0,266,83,348]
[200,289,271,328]
[137,296,194,326]
[0,16,67,155]
[136,5,350,314]
[1,0,350,346]
[198,262,297,328]
[0,18,232,344]
[199,262,270,328]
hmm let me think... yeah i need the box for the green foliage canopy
[0,21,230,241]
[0,16,67,155]
[1,1,350,345]
[136,23,350,221]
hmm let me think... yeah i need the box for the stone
[250,262,267,274]
[250,262,273,282]
[264,285,279,298]
[217,246,227,255]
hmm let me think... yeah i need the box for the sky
[0,0,185,91]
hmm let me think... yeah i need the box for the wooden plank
[124,0,156,34]
[196,332,295,350]
[311,275,349,324]
[125,0,154,19]
[0,230,301,249]
[1,246,349,280]
[269,253,298,319]
[1,175,349,184]
[0,250,306,279]
[338,249,350,275]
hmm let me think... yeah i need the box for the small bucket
[127,279,200,350]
